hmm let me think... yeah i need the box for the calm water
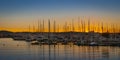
[0,38,120,60]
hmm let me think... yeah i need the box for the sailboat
[88,17,98,46]
[26,25,33,42]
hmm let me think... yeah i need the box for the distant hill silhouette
[0,30,13,33]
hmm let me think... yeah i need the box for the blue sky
[0,0,120,17]
[0,0,120,32]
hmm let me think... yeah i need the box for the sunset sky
[0,0,120,32]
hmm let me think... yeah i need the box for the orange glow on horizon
[0,25,120,33]
[0,16,120,33]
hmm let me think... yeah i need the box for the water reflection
[0,38,120,60]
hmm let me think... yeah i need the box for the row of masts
[27,17,120,33]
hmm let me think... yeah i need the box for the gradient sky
[0,0,120,32]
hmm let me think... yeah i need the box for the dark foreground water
[0,38,120,60]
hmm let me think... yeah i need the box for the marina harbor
[0,31,120,46]
[0,0,120,60]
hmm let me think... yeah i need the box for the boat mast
[38,19,40,32]
[97,22,99,33]
[48,19,51,60]
[83,20,85,33]
[113,24,116,40]
[43,19,44,34]
[54,20,56,33]
[72,19,74,32]
[106,24,109,33]
[78,17,80,32]
[33,24,35,32]
[56,23,59,33]
[83,16,86,32]
[64,23,67,32]
[71,19,74,41]
[88,17,90,32]
[64,21,67,32]
[101,22,103,33]
[81,19,83,32]
[29,24,30,32]
[40,20,42,33]
[48,19,51,44]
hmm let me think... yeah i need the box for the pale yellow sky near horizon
[0,15,120,32]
